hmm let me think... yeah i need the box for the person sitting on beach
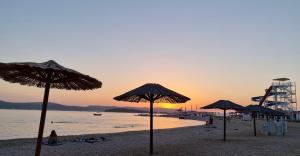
[48,130,58,145]
[205,115,209,126]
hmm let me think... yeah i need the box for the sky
[0,0,299,110]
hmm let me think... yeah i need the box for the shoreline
[1,118,300,155]
[0,123,203,143]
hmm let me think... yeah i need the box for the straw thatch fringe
[246,105,285,115]
[202,100,245,111]
[0,60,101,90]
[114,83,190,103]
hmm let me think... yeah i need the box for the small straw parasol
[114,83,190,155]
[202,100,245,141]
[0,60,102,156]
[246,105,286,136]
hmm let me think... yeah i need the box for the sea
[0,109,204,140]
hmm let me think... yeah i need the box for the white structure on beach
[252,78,297,112]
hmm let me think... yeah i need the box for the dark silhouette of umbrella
[201,100,245,141]
[246,105,286,136]
[246,105,268,136]
[0,60,101,156]
[114,83,190,155]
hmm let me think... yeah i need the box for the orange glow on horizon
[157,103,180,109]
[0,76,279,110]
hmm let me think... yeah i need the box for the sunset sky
[0,0,299,110]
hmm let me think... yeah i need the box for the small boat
[93,113,102,116]
[136,113,150,117]
[178,113,191,119]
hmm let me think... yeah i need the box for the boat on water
[93,113,102,116]
[136,113,150,117]
[178,114,191,119]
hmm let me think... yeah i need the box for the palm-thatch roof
[201,100,245,141]
[114,83,190,154]
[246,105,286,116]
[114,83,190,103]
[201,100,245,111]
[0,60,101,90]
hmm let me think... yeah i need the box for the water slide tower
[252,78,297,112]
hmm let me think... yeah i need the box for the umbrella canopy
[246,105,268,112]
[0,60,101,90]
[245,105,266,136]
[202,100,245,111]
[246,105,286,116]
[202,100,245,141]
[114,83,190,154]
[114,83,190,103]
[0,60,101,156]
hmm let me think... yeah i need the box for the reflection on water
[51,121,77,124]
[0,109,204,140]
[114,124,140,128]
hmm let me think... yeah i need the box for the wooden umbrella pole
[35,82,51,156]
[224,109,226,141]
[150,100,154,155]
[253,113,257,136]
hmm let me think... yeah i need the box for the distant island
[0,100,174,113]
[105,108,148,113]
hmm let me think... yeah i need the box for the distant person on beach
[209,115,213,125]
[48,130,58,145]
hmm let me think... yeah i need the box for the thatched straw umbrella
[202,100,245,141]
[0,60,102,156]
[246,105,286,136]
[114,83,190,154]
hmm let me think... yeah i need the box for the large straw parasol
[114,83,190,154]
[0,60,102,156]
[246,105,286,136]
[201,100,245,141]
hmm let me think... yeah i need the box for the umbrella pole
[35,82,51,156]
[224,109,226,141]
[150,100,154,155]
[253,113,256,136]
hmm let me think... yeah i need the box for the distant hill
[0,100,175,113]
[0,100,114,112]
[105,108,148,113]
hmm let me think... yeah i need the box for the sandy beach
[0,118,300,156]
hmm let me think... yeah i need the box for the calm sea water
[0,109,204,140]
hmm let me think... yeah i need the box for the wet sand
[0,118,300,156]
